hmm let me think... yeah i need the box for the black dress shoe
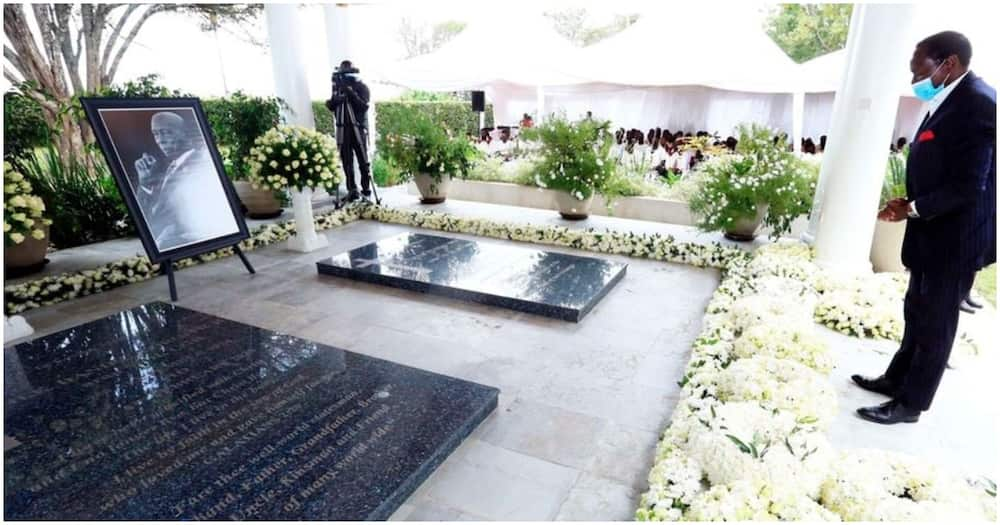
[851,374,898,397]
[960,302,976,314]
[344,191,361,203]
[856,399,920,424]
[965,296,984,309]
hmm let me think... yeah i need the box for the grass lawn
[974,264,996,306]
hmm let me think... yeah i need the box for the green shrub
[313,100,335,136]
[17,146,134,249]
[378,111,480,191]
[372,154,404,187]
[520,114,616,201]
[3,92,51,159]
[688,123,816,239]
[202,91,284,180]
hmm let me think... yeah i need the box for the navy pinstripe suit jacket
[903,71,996,274]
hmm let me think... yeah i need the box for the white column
[324,3,353,69]
[535,85,545,124]
[809,4,916,273]
[792,91,805,153]
[265,4,315,128]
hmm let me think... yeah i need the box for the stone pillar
[324,3,353,69]
[792,91,805,153]
[808,4,917,272]
[265,4,315,128]
[535,85,545,125]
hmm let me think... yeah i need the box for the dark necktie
[919,111,931,131]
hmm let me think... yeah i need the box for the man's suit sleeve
[912,93,996,220]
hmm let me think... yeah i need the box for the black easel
[160,244,255,301]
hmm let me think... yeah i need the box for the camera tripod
[331,93,382,208]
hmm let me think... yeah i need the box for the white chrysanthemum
[714,356,837,426]
[820,449,996,521]
[733,324,833,374]
[729,293,815,335]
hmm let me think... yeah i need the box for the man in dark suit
[853,31,996,424]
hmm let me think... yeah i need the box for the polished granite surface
[316,233,627,322]
[3,302,498,520]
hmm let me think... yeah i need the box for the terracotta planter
[554,191,595,220]
[724,204,769,241]
[5,225,49,277]
[413,173,452,204]
[870,219,906,272]
[234,181,282,219]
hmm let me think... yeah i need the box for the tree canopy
[765,4,853,63]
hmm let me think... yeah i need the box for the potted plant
[379,112,479,204]
[246,126,343,252]
[871,148,908,272]
[226,145,284,219]
[4,161,52,276]
[688,124,816,241]
[521,114,616,220]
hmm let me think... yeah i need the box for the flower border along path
[4,205,995,521]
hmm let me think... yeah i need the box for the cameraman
[326,60,372,202]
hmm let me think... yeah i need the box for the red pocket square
[918,129,935,142]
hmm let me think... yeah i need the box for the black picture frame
[80,97,250,265]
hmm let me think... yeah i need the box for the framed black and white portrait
[81,98,249,263]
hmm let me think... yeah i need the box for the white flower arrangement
[733,324,834,374]
[246,125,343,192]
[820,449,996,521]
[713,356,838,427]
[4,161,51,246]
[814,272,906,340]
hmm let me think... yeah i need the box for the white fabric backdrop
[492,82,793,136]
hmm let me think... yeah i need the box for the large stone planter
[413,173,452,204]
[233,181,282,219]
[4,225,49,277]
[870,219,906,272]
[724,204,769,242]
[554,191,595,220]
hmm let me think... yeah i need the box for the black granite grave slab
[316,233,627,322]
[3,302,498,520]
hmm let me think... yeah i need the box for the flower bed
[635,241,995,521]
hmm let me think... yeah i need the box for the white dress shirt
[926,71,969,118]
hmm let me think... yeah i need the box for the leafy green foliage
[765,4,853,63]
[520,114,616,200]
[377,111,480,184]
[466,157,538,186]
[688,124,817,239]
[16,146,134,249]
[396,90,461,102]
[375,101,492,145]
[398,18,467,58]
[202,91,284,180]
[3,92,51,159]
[371,154,405,187]
[545,8,639,47]
[881,147,908,206]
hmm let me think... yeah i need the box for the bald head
[151,112,189,158]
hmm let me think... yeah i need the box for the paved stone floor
[7,187,997,520]
[11,204,721,520]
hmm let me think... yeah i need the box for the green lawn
[974,264,996,306]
